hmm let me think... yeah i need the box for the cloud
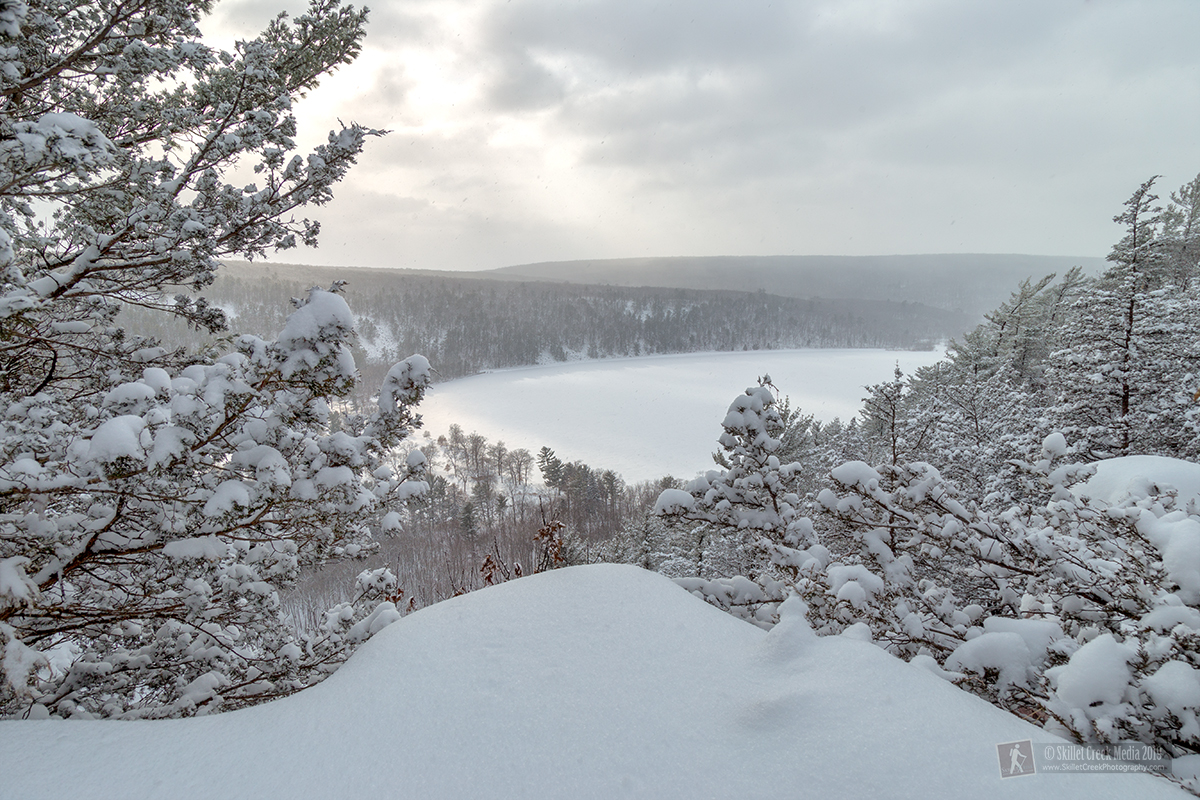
[202,0,1200,269]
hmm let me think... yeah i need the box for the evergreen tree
[1160,172,1200,289]
[536,446,563,489]
[655,378,813,610]
[1049,177,1200,458]
[0,0,428,719]
[647,175,1200,762]
[896,271,1088,499]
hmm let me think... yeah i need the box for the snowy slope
[0,565,1185,799]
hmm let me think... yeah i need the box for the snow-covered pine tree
[806,433,1200,759]
[896,271,1087,500]
[590,509,694,576]
[1049,177,1200,459]
[668,381,1200,758]
[859,364,933,467]
[0,0,430,719]
[642,176,1200,764]
[1160,172,1200,290]
[655,379,815,624]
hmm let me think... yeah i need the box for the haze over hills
[488,254,1106,320]
[188,260,967,389]
[221,252,1102,323]
[143,253,1101,399]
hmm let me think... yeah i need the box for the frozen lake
[418,349,944,484]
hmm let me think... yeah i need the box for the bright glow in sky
[205,0,1200,271]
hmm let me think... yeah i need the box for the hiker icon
[997,740,1036,777]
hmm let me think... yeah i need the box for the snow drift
[0,565,1186,798]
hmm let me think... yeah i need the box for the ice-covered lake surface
[418,348,944,483]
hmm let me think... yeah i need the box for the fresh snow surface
[84,414,147,463]
[1046,634,1136,709]
[1078,456,1200,603]
[0,565,1185,799]
[1079,455,1200,511]
[420,348,943,482]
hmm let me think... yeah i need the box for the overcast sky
[205,0,1200,272]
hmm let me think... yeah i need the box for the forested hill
[129,261,973,398]
[489,253,1105,320]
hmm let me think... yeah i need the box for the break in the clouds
[204,0,1200,270]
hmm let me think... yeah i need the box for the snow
[1143,604,1200,632]
[1047,633,1136,710]
[394,480,428,501]
[49,321,90,334]
[314,465,354,489]
[1141,513,1200,604]
[835,578,869,608]
[981,617,1063,668]
[355,315,400,363]
[0,556,35,606]
[946,631,1033,691]
[178,672,229,708]
[141,367,172,393]
[345,601,401,642]
[231,445,290,486]
[421,348,944,482]
[162,537,229,562]
[1078,455,1200,510]
[279,290,354,345]
[1042,431,1069,458]
[1077,456,1200,602]
[826,563,886,600]
[830,459,883,489]
[1177,755,1200,785]
[146,425,194,470]
[1142,661,1200,719]
[653,488,696,514]
[0,635,44,703]
[202,480,252,516]
[379,355,431,414]
[0,564,1183,798]
[11,112,114,168]
[84,414,146,462]
[275,289,356,379]
[101,381,157,409]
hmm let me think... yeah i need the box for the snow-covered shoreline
[419,348,946,483]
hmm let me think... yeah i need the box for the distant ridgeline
[490,253,1106,321]
[120,254,1097,404]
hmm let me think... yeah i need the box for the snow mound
[1047,633,1136,710]
[1078,455,1200,509]
[0,565,1185,799]
[1078,456,1200,603]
